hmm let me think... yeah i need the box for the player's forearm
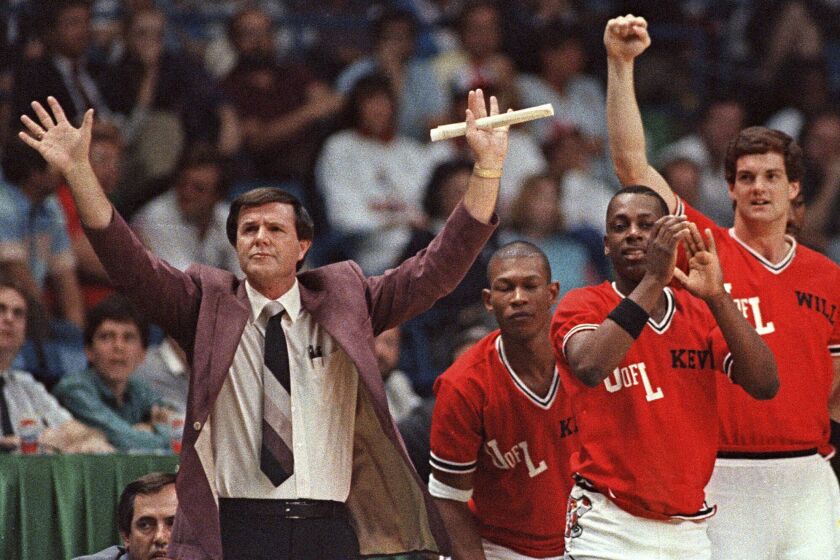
[606,58,676,211]
[64,161,114,229]
[705,294,779,400]
[433,498,487,560]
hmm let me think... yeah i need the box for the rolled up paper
[430,103,555,142]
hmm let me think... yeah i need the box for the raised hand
[673,223,725,300]
[645,215,689,286]
[604,14,651,61]
[18,97,93,175]
[464,89,509,171]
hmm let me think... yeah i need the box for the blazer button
[193,422,202,431]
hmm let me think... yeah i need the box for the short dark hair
[607,185,670,220]
[226,187,314,247]
[1,137,49,185]
[724,126,803,184]
[340,73,397,131]
[422,159,473,219]
[175,143,227,195]
[488,240,552,283]
[117,472,177,536]
[84,295,150,348]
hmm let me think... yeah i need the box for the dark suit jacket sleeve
[83,207,203,352]
[365,202,497,335]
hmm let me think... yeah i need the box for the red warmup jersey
[677,199,840,454]
[551,282,730,521]
[430,332,577,558]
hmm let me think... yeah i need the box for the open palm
[464,89,509,169]
[19,97,92,175]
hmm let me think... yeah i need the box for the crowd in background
[1,0,840,455]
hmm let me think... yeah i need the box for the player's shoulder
[794,243,840,273]
[436,331,501,387]
[557,281,615,308]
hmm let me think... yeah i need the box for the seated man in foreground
[74,471,177,560]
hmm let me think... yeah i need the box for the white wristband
[428,472,474,502]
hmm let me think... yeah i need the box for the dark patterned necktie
[259,305,295,486]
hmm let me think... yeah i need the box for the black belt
[717,448,818,460]
[219,498,348,520]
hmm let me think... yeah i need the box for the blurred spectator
[222,6,342,184]
[393,0,462,58]
[336,8,448,141]
[765,58,834,139]
[12,0,112,126]
[100,6,240,214]
[56,120,122,309]
[0,138,84,332]
[375,327,421,422]
[432,1,513,97]
[501,174,603,298]
[516,22,607,151]
[204,2,278,80]
[543,125,614,234]
[53,295,172,453]
[396,160,498,391]
[787,191,806,240]
[428,80,546,218]
[73,471,177,560]
[799,110,840,257]
[658,98,746,225]
[661,156,702,208]
[131,145,241,275]
[133,336,188,414]
[316,74,433,274]
[0,278,112,454]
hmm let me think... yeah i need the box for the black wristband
[607,298,650,339]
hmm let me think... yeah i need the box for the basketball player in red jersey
[605,14,840,558]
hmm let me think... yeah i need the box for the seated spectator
[799,110,840,255]
[73,471,177,560]
[53,295,172,453]
[432,2,511,101]
[0,138,85,385]
[222,6,342,184]
[393,0,462,58]
[131,145,241,275]
[396,160,499,391]
[316,74,433,274]
[56,120,123,309]
[516,22,607,152]
[428,80,546,219]
[102,7,240,216]
[336,8,448,141]
[375,327,421,422]
[133,336,188,414]
[501,173,603,298]
[12,0,112,128]
[657,98,746,225]
[0,278,112,453]
[204,3,277,80]
[543,125,614,235]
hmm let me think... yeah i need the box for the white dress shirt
[211,280,359,500]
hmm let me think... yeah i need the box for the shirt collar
[245,279,302,327]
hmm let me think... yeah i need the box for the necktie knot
[260,301,285,329]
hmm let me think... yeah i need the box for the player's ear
[603,235,610,256]
[482,288,492,312]
[549,281,560,304]
[788,180,800,201]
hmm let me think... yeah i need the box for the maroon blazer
[86,203,496,559]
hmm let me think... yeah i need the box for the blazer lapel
[205,282,250,407]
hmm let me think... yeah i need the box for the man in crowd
[429,241,576,559]
[74,471,177,560]
[553,185,777,558]
[20,89,506,559]
[53,295,172,453]
[605,14,840,557]
[0,277,111,453]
